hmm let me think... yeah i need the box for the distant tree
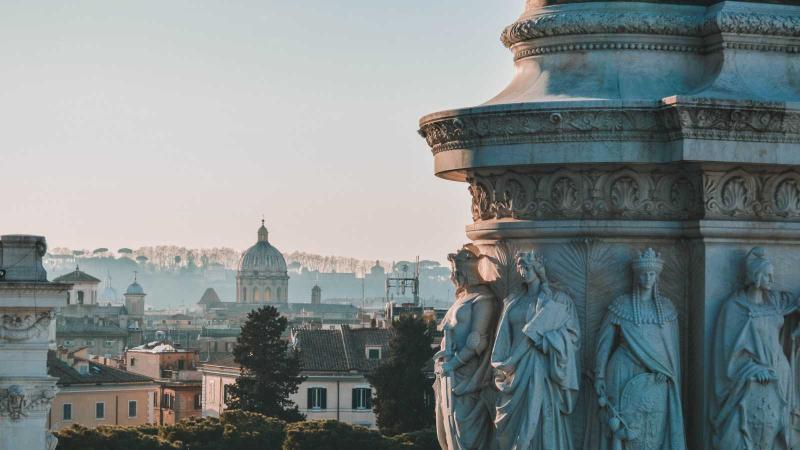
[136,255,149,263]
[227,306,305,422]
[118,248,133,254]
[367,316,435,435]
[93,248,109,254]
[72,250,85,256]
[54,424,177,450]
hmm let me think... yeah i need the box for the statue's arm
[447,297,494,371]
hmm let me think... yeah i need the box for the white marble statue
[593,248,686,450]
[491,250,580,450]
[434,245,498,450]
[711,247,800,450]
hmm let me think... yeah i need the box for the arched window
[77,291,85,305]
[241,287,247,302]
[276,287,283,302]
[264,287,272,302]
[253,288,261,303]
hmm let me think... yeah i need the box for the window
[66,292,71,305]
[95,402,105,419]
[194,393,202,409]
[162,394,174,410]
[178,359,185,370]
[63,340,74,347]
[85,340,94,346]
[130,358,136,367]
[62,404,72,421]
[77,291,84,304]
[366,347,381,360]
[128,400,137,417]
[352,388,372,410]
[307,387,327,410]
[79,365,89,375]
[104,340,114,348]
[223,384,232,404]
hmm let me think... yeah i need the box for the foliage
[391,428,439,450]
[55,424,177,450]
[367,315,435,435]
[227,305,305,422]
[220,410,286,450]
[282,420,401,450]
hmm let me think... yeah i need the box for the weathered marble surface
[491,251,580,450]
[0,235,68,450]
[434,246,498,450]
[420,0,800,449]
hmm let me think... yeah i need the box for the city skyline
[1,0,521,261]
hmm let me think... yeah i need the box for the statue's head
[632,248,664,291]
[448,245,482,289]
[515,250,547,285]
[745,247,774,292]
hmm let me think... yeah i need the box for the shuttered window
[307,387,327,410]
[352,388,372,410]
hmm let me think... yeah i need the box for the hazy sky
[2,1,522,262]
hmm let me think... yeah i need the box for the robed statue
[594,248,686,450]
[711,247,800,450]
[434,245,498,450]
[491,250,580,450]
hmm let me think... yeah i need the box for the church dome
[238,221,287,274]
[100,286,119,303]
[126,281,145,295]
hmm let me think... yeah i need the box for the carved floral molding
[469,166,800,222]
[418,103,800,155]
[501,9,800,49]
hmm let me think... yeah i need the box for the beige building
[47,347,157,431]
[236,221,289,304]
[125,342,202,425]
[198,326,391,428]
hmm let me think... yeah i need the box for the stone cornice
[418,101,800,155]
[501,5,800,49]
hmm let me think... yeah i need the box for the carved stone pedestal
[420,1,800,449]
[0,236,69,450]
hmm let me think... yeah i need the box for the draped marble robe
[433,286,497,450]
[594,295,686,450]
[491,289,580,450]
[711,290,797,450]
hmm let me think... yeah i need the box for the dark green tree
[367,315,435,435]
[227,305,305,422]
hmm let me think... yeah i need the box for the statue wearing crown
[594,248,687,450]
[434,245,499,450]
[711,247,800,450]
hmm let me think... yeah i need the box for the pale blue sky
[2,1,521,261]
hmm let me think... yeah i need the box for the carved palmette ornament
[469,167,800,223]
[0,311,54,341]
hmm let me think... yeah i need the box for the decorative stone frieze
[0,384,57,421]
[467,166,800,223]
[0,311,54,342]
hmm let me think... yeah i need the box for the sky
[1,0,522,262]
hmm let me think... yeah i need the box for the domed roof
[126,281,145,295]
[238,221,287,275]
[100,286,119,303]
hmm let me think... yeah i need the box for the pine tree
[367,315,435,435]
[227,306,305,422]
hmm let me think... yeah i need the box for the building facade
[124,342,202,425]
[198,326,391,429]
[47,348,157,431]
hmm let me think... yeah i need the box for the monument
[0,235,69,450]
[419,0,800,448]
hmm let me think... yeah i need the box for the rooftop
[53,266,101,284]
[48,350,153,386]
